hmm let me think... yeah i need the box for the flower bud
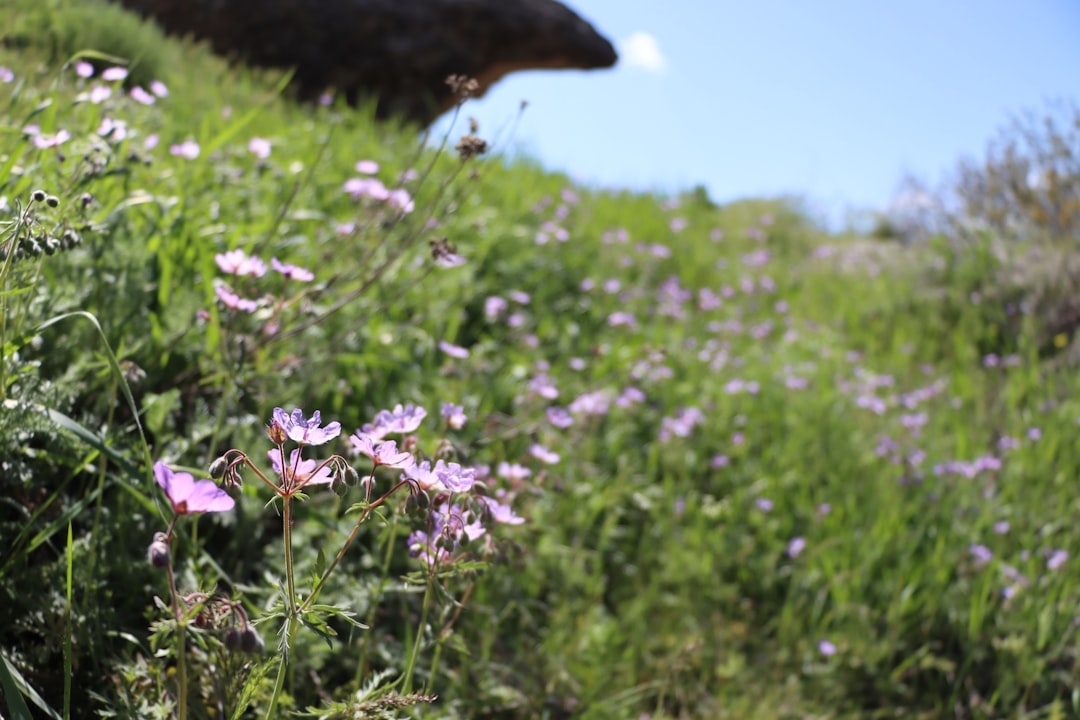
[267,421,287,446]
[208,456,228,479]
[31,189,46,203]
[45,195,59,208]
[345,464,360,487]
[224,627,243,652]
[239,626,265,654]
[331,473,349,497]
[148,538,170,568]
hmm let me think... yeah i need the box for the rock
[113,0,618,125]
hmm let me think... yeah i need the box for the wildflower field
[3,3,1080,718]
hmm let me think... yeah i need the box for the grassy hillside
[2,3,1080,719]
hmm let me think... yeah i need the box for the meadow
[2,3,1080,718]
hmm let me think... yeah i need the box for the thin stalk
[205,368,237,463]
[263,616,293,720]
[299,479,410,612]
[426,581,474,694]
[164,517,187,720]
[265,494,297,719]
[402,574,434,695]
[354,513,400,684]
[282,495,297,614]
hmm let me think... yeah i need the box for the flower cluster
[342,159,415,214]
[212,248,315,318]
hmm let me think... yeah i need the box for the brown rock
[113,0,618,125]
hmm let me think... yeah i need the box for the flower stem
[265,495,298,719]
[164,525,187,719]
[354,513,399,685]
[263,616,292,720]
[426,581,474,694]
[402,574,434,694]
[300,479,410,612]
[282,494,297,615]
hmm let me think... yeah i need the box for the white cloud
[620,32,667,74]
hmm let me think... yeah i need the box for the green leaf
[0,652,60,720]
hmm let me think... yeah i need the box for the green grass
[1,3,1080,719]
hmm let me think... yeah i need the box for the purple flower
[433,460,477,492]
[32,130,70,149]
[616,386,645,408]
[86,85,111,104]
[480,496,525,525]
[439,341,470,359]
[271,407,342,446]
[441,402,467,429]
[433,246,466,268]
[268,448,334,490]
[154,461,234,514]
[1047,549,1069,571]
[355,159,379,174]
[403,460,475,493]
[270,257,314,281]
[362,404,428,440]
[97,118,128,141]
[497,462,531,481]
[214,284,258,313]
[755,497,774,512]
[349,434,414,469]
[101,66,128,82]
[248,137,272,159]
[343,177,389,201]
[969,544,993,566]
[528,373,559,399]
[170,140,200,159]
[787,536,806,558]
[529,444,561,464]
[404,460,443,492]
[150,80,169,98]
[568,391,610,417]
[607,311,637,327]
[818,639,837,657]
[386,188,415,213]
[546,407,574,429]
[407,502,486,568]
[216,249,267,277]
[129,86,155,105]
[74,61,93,78]
[485,296,508,320]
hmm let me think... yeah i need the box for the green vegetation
[2,3,1079,718]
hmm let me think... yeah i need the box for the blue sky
[432,0,1080,227]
